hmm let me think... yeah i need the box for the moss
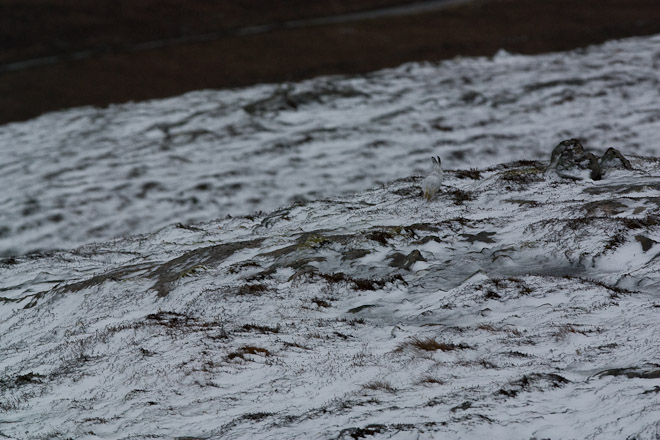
[296,234,331,250]
[179,264,207,278]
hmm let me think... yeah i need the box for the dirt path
[2,0,660,124]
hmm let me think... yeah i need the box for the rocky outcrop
[600,146,633,174]
[549,138,602,180]
[549,139,635,181]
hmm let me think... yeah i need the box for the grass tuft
[227,345,271,361]
[416,376,444,386]
[397,337,471,352]
[362,380,397,393]
[241,323,280,334]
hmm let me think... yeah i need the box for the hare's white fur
[422,156,443,201]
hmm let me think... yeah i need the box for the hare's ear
[431,157,438,165]
[436,156,442,165]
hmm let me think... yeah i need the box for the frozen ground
[1,34,659,256]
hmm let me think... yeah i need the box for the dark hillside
[2,0,660,124]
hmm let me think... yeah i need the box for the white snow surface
[1,156,660,439]
[1,34,660,256]
[1,34,660,440]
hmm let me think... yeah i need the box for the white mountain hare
[422,156,443,201]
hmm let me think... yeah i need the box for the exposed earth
[2,0,660,124]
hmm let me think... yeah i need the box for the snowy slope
[1,34,660,256]
[1,151,660,439]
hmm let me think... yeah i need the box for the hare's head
[431,156,442,170]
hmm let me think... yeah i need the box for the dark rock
[596,366,660,379]
[599,147,633,173]
[366,230,393,245]
[635,235,657,252]
[341,249,371,261]
[461,231,496,244]
[549,139,601,180]
[347,304,378,314]
[388,250,426,270]
[413,235,443,245]
[0,225,11,239]
[14,372,45,386]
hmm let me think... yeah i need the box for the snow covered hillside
[1,33,660,439]
[1,34,659,256]
[1,147,660,439]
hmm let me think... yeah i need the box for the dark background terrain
[2,0,660,124]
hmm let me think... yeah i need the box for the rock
[635,235,657,252]
[461,231,497,244]
[549,139,601,180]
[341,249,371,261]
[388,249,426,270]
[599,147,633,174]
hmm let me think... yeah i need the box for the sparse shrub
[14,372,45,386]
[447,189,474,205]
[240,412,273,421]
[560,275,631,297]
[552,324,586,341]
[146,310,192,328]
[336,317,366,326]
[238,283,269,296]
[362,380,396,393]
[416,376,444,386]
[319,272,405,291]
[241,323,280,334]
[283,341,310,350]
[311,297,331,308]
[479,359,498,369]
[227,345,271,361]
[450,401,472,412]
[477,324,522,336]
[496,373,570,398]
[397,337,471,352]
